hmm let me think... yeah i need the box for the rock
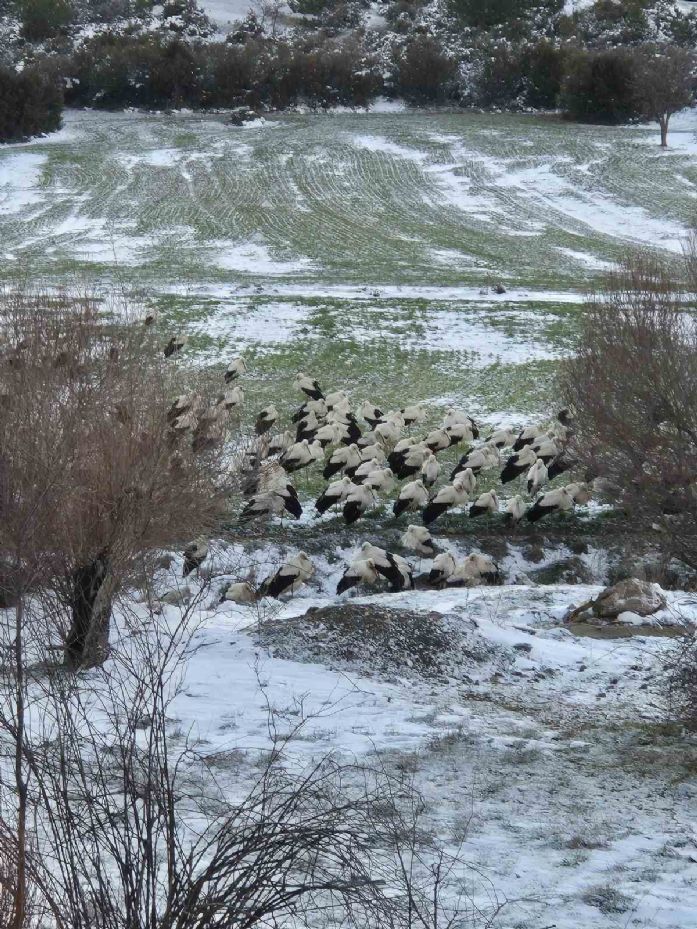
[229,106,259,126]
[493,283,507,294]
[530,556,596,585]
[592,578,666,619]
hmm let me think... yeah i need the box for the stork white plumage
[393,479,429,517]
[281,438,323,473]
[504,494,527,525]
[420,452,440,488]
[564,481,592,505]
[324,442,362,480]
[424,428,451,453]
[224,356,247,383]
[363,467,396,494]
[428,552,457,585]
[469,490,499,518]
[527,487,574,522]
[221,581,256,604]
[336,557,380,595]
[294,373,323,400]
[422,474,470,525]
[401,524,436,557]
[526,459,548,495]
[258,552,314,598]
[343,483,378,524]
[315,475,354,514]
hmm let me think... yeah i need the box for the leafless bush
[665,629,697,731]
[0,592,498,929]
[560,249,697,572]
[0,289,238,670]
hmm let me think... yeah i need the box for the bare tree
[560,250,697,571]
[630,44,696,147]
[0,290,236,671]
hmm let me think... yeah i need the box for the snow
[563,0,595,12]
[141,567,697,929]
[198,0,282,34]
[0,152,46,215]
[351,134,430,162]
[555,246,616,270]
[214,240,316,274]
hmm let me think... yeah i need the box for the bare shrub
[561,250,697,728]
[0,290,236,669]
[665,630,697,731]
[0,592,497,929]
[559,250,697,572]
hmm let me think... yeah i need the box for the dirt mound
[259,603,509,682]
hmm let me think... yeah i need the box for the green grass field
[1,107,694,423]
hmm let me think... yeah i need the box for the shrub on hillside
[475,43,524,107]
[161,0,214,37]
[68,33,203,108]
[571,0,652,48]
[392,34,457,102]
[666,632,697,731]
[275,34,383,107]
[0,63,63,143]
[448,0,562,31]
[560,47,639,123]
[68,30,381,110]
[203,40,263,106]
[630,44,697,147]
[288,0,332,14]
[520,39,565,108]
[474,39,564,109]
[0,291,235,669]
[17,0,75,41]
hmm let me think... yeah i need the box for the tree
[0,291,235,670]
[560,249,697,573]
[630,44,697,148]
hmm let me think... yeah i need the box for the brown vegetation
[561,251,697,572]
[0,290,235,670]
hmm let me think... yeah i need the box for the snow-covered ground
[198,0,279,34]
[144,560,697,929]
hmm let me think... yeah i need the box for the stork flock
[175,356,594,604]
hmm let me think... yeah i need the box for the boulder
[229,107,259,126]
[592,578,666,619]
